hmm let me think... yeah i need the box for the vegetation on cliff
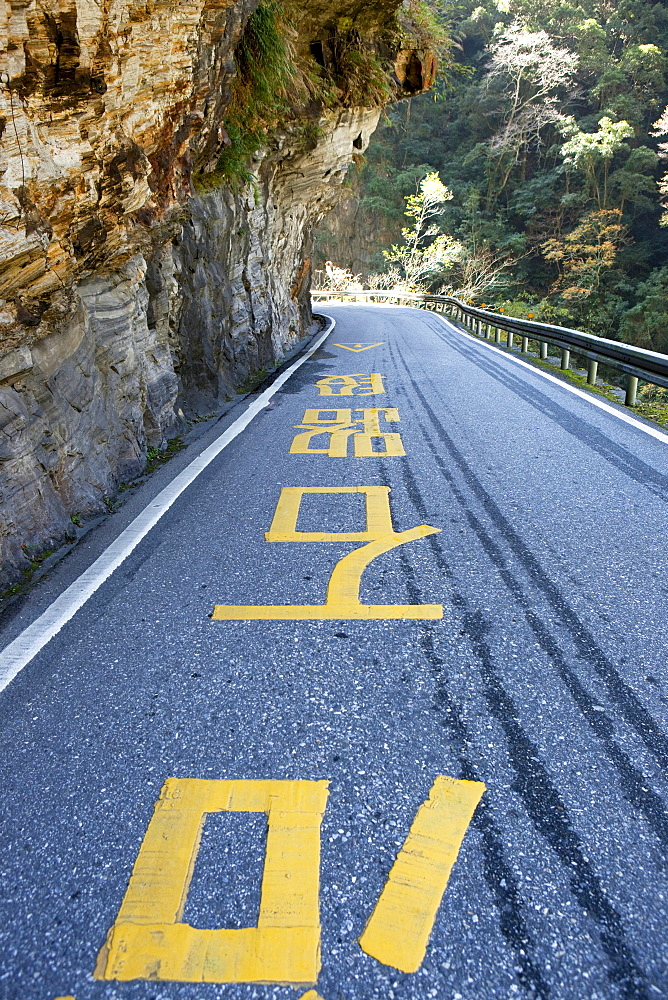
[197,0,442,189]
[317,0,668,352]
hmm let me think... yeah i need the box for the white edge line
[429,309,668,445]
[0,315,336,692]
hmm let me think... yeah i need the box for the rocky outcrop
[314,175,399,280]
[0,0,436,589]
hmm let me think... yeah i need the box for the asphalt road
[1,304,668,1000]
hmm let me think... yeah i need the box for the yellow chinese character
[315,373,386,396]
[290,408,405,458]
[359,775,485,972]
[95,779,328,984]
[212,486,442,620]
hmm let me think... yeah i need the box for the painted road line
[0,318,336,694]
[95,778,329,983]
[434,312,668,445]
[290,408,405,457]
[212,486,442,620]
[333,343,385,352]
[298,992,326,1000]
[359,775,486,974]
[315,374,386,396]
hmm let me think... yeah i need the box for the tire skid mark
[380,457,551,999]
[390,340,668,854]
[391,337,668,775]
[423,316,668,504]
[397,388,668,853]
[382,436,649,998]
[461,606,650,1000]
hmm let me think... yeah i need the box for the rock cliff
[0,0,436,590]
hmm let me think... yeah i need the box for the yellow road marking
[212,487,442,620]
[290,409,405,458]
[298,992,326,1000]
[359,775,485,973]
[265,485,394,542]
[333,343,384,352]
[95,778,329,983]
[315,374,386,396]
[54,996,75,999]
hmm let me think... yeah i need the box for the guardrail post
[561,348,570,370]
[587,359,598,384]
[625,375,638,406]
[540,341,548,360]
[495,327,501,344]
[507,330,513,351]
[521,336,528,353]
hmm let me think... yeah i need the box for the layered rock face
[0,0,436,588]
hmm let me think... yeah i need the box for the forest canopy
[316,0,668,353]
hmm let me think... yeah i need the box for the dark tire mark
[380,458,552,999]
[392,337,668,775]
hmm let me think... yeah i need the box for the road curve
[1,304,668,1000]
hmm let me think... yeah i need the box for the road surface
[1,304,668,1000]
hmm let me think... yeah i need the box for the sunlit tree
[560,116,635,209]
[653,106,668,226]
[483,22,579,193]
[382,172,464,289]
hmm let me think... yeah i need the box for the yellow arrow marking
[95,778,328,983]
[333,342,385,352]
[359,775,485,973]
[298,992,326,1000]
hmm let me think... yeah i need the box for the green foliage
[145,438,185,474]
[620,266,668,353]
[560,117,635,208]
[403,0,451,52]
[321,0,668,343]
[197,2,302,190]
[334,43,393,107]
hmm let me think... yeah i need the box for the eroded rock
[0,0,436,588]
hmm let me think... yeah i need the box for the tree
[542,209,628,308]
[620,266,668,353]
[382,172,463,289]
[560,116,635,208]
[483,22,579,193]
[653,106,668,226]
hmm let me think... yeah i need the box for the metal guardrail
[311,289,668,406]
